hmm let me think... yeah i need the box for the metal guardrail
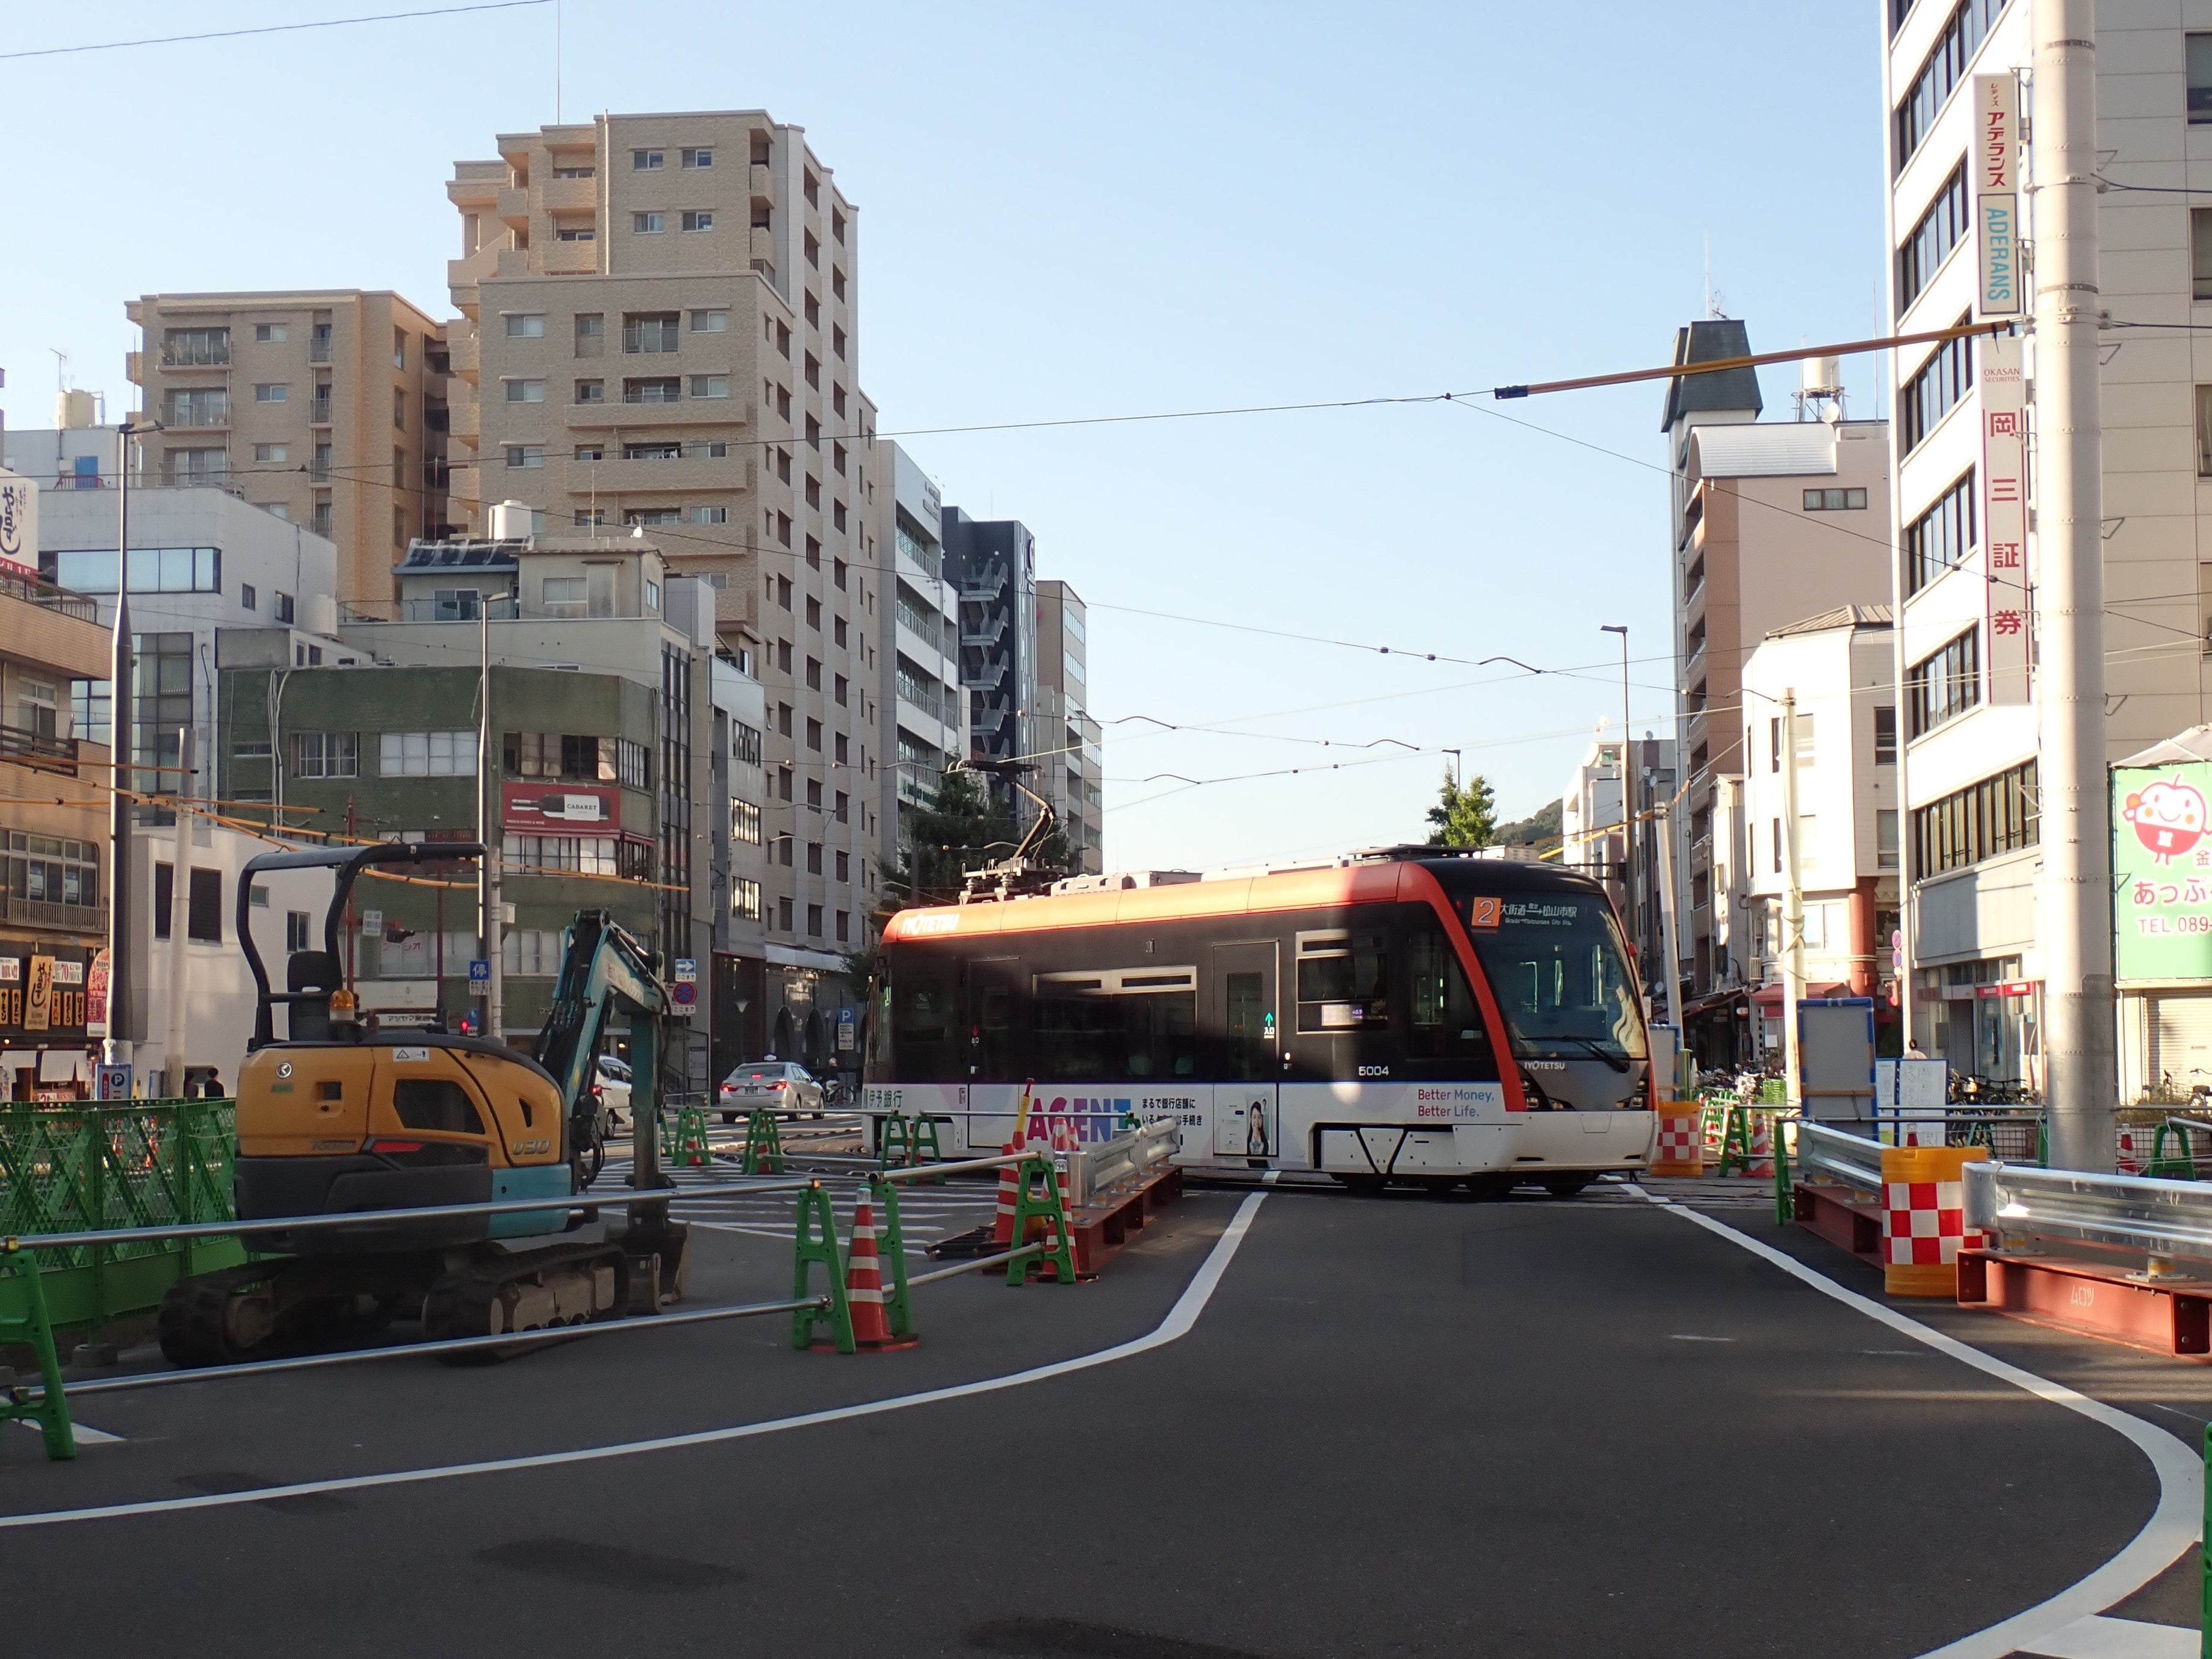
[1792,1120,1883,1194]
[1067,1119,1180,1206]
[1964,1161,2212,1265]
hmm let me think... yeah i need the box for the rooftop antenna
[50,348,68,394]
[554,0,562,123]
[1703,232,1727,320]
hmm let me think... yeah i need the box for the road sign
[837,1007,856,1051]
[361,908,383,933]
[671,957,697,1017]
[468,958,490,995]
[94,1063,132,1101]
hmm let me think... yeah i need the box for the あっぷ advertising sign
[2114,761,2212,980]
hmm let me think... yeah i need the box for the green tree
[882,767,1073,910]
[1425,769,1498,849]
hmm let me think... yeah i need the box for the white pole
[1782,688,1805,1111]
[160,729,193,1097]
[2033,0,2116,1169]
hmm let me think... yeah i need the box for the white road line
[10,1420,123,1446]
[2019,1613,2197,1659]
[0,1192,1268,1531]
[1635,1191,2201,1659]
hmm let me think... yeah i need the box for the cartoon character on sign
[2123,777,2210,863]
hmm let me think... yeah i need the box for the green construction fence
[0,1099,245,1337]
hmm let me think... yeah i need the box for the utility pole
[1781,688,1806,1110]
[478,599,504,1044]
[1654,795,1684,1040]
[1600,625,1636,973]
[102,418,156,1092]
[2034,0,2116,1170]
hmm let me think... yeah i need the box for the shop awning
[1749,981,1851,1010]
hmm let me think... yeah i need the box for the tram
[862,847,1655,1194]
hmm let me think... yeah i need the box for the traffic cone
[993,1139,1021,1244]
[843,1191,915,1352]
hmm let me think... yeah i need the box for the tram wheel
[1417,1176,1461,1197]
[1464,1174,1514,1201]
[1543,1175,1595,1199]
[1332,1173,1386,1197]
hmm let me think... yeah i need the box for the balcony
[749,226,776,266]
[160,341,231,368]
[0,892,105,936]
[0,724,81,777]
[566,397,751,430]
[564,456,742,494]
[622,326,681,354]
[749,162,776,208]
[544,240,596,276]
[309,336,332,364]
[446,335,479,380]
[496,186,531,227]
[125,350,143,386]
[543,174,596,212]
[309,396,334,427]
[450,402,481,441]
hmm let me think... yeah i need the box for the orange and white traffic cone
[992,1139,1021,1244]
[843,1191,916,1352]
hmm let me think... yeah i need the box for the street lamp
[1599,624,1635,960]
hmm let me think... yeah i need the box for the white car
[719,1059,825,1122]
[593,1054,633,1132]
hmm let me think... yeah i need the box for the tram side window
[1405,909,1493,1065]
[1032,970,1198,1083]
[1295,931,1389,1033]
[968,972,1017,1079]
[891,969,956,1082]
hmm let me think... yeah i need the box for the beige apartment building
[444,110,879,1022]
[126,290,451,608]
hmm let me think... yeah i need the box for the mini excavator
[157,841,690,1365]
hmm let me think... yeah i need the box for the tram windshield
[1464,893,1647,1064]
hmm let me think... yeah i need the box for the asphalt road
[0,1176,2194,1658]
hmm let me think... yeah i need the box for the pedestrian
[203,1069,223,1099]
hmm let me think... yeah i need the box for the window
[731,799,763,843]
[1905,471,1976,592]
[806,657,822,691]
[253,383,287,404]
[6,833,100,912]
[778,896,793,931]
[378,731,477,776]
[1874,705,1898,764]
[733,877,761,921]
[2195,211,2212,304]
[625,441,682,461]
[166,388,229,427]
[834,674,847,707]
[834,790,849,823]
[832,209,845,244]
[833,616,847,649]
[1900,324,1973,452]
[832,325,846,360]
[1295,930,1389,1033]
[2193,33,2212,123]
[1405,909,1494,1067]
[575,379,604,404]
[690,308,729,332]
[504,445,545,468]
[690,375,730,398]
[807,842,823,876]
[1896,0,2010,170]
[807,904,823,937]
[734,722,762,764]
[1914,759,2039,876]
[502,833,634,876]
[1031,968,1199,1083]
[505,313,547,339]
[681,147,713,168]
[255,323,288,343]
[253,442,288,463]
[1771,817,1783,874]
[804,230,820,267]
[804,171,820,205]
[184,867,222,943]
[393,329,407,371]
[1802,487,1869,512]
[286,909,312,953]
[2197,386,2212,477]
[693,505,728,524]
[1877,810,1901,871]
[804,353,820,389]
[505,379,546,403]
[162,327,229,367]
[806,718,823,751]
[575,313,605,353]
[291,732,358,779]
[1907,629,1982,737]
[1897,165,1969,315]
[556,224,595,241]
[633,212,666,234]
[681,210,714,232]
[832,267,846,301]
[625,508,680,527]
[624,378,682,404]
[806,597,821,629]
[633,149,664,170]
[835,848,849,879]
[241,582,257,611]
[274,591,296,623]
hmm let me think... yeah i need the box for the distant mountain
[1495,798,1561,848]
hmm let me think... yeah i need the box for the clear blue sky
[0,1,1888,872]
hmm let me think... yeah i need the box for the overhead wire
[0,1,550,60]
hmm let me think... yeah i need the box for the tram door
[1213,942,1280,1163]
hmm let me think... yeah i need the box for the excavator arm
[533,909,667,1125]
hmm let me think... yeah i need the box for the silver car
[718,1059,825,1122]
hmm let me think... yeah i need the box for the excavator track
[420,1241,630,1364]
